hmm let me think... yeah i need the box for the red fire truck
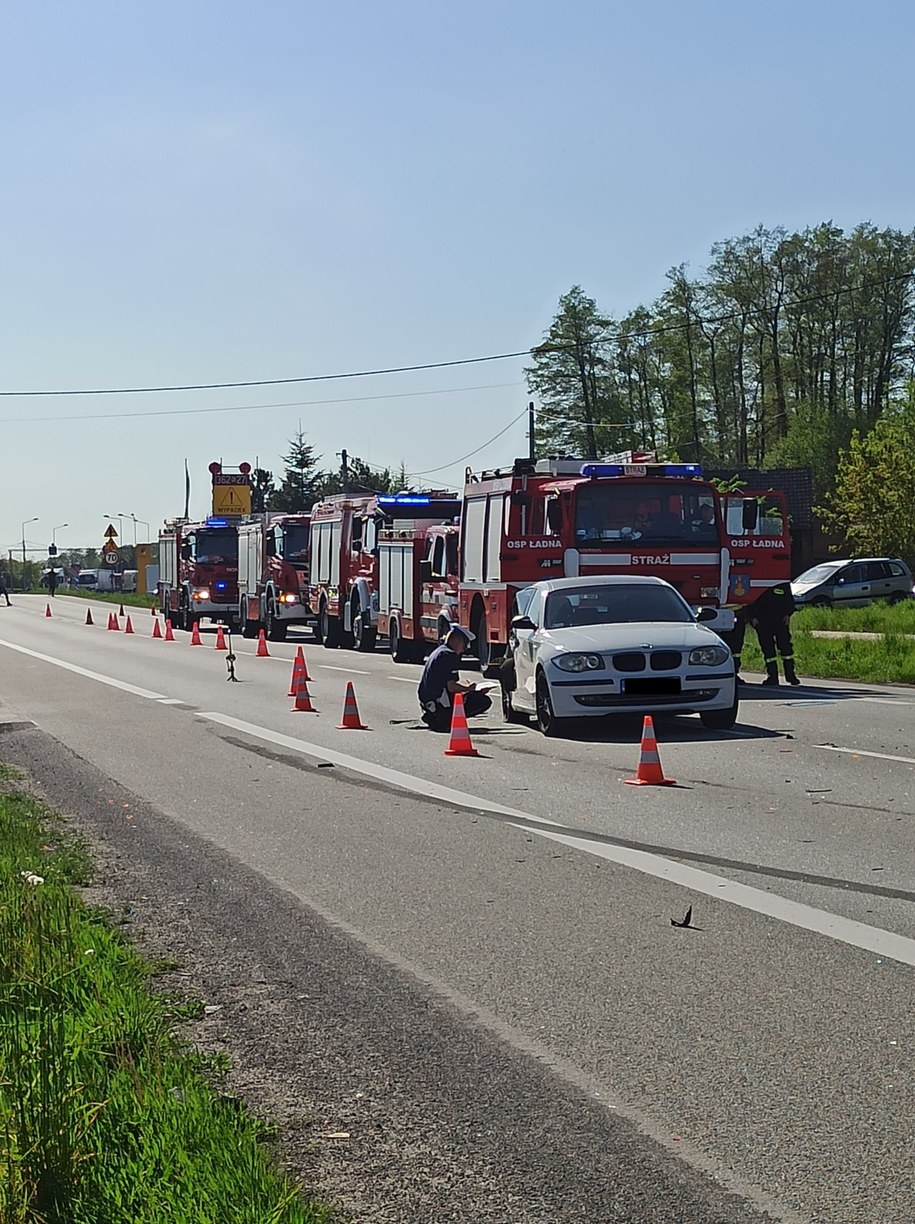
[237,514,312,640]
[308,492,461,652]
[376,519,460,661]
[157,516,240,631]
[457,457,790,666]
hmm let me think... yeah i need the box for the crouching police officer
[418,624,492,731]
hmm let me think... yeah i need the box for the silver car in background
[791,558,913,608]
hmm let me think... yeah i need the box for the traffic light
[48,544,58,556]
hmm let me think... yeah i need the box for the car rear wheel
[889,591,909,605]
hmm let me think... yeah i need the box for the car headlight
[553,652,604,672]
[192,588,210,601]
[689,646,729,666]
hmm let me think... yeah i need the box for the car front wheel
[501,682,528,724]
[700,693,739,731]
[535,672,566,737]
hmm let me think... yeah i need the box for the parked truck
[237,513,313,640]
[157,516,240,631]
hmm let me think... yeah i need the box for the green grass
[57,589,157,609]
[794,600,915,636]
[0,782,332,1224]
[741,626,915,685]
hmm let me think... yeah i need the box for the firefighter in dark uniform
[730,583,800,687]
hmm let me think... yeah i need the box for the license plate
[621,678,681,695]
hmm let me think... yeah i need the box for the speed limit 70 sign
[103,548,120,566]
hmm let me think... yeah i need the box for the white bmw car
[501,575,738,736]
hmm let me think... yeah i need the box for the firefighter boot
[761,660,780,686]
[783,658,801,686]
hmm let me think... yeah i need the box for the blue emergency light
[580,463,703,479]
[205,517,229,527]
[215,580,227,592]
[377,495,434,506]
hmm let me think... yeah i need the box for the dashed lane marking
[319,664,370,675]
[815,744,915,766]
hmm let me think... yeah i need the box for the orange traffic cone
[85,608,94,626]
[164,619,175,642]
[337,682,367,729]
[152,618,163,639]
[108,612,120,631]
[214,624,227,650]
[624,715,676,787]
[287,649,305,696]
[443,693,479,757]
[256,628,270,657]
[190,621,203,646]
[292,673,316,712]
[124,616,134,634]
[45,603,52,617]
[119,603,125,617]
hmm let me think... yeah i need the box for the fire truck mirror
[741,499,759,531]
[419,559,432,585]
[180,544,192,560]
[546,500,563,533]
[511,490,532,506]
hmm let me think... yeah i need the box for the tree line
[527,223,915,497]
[250,431,407,514]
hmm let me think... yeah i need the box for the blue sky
[2,0,913,554]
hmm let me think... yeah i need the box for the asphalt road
[2,594,915,1222]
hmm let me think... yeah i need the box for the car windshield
[794,563,842,585]
[573,482,718,544]
[544,584,694,628]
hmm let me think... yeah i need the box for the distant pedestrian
[0,570,11,606]
[47,568,58,596]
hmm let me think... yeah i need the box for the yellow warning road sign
[104,524,118,539]
[212,484,251,515]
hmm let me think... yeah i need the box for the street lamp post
[118,513,150,547]
[20,517,38,570]
[52,523,68,547]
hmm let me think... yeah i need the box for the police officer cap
[447,623,475,645]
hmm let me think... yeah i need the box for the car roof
[529,575,674,593]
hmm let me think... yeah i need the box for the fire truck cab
[457,457,790,667]
[157,516,240,631]
[237,514,312,641]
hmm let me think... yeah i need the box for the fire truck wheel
[352,607,376,653]
[389,619,412,663]
[471,608,490,667]
[266,603,288,642]
[501,683,528,725]
[241,613,258,639]
[320,602,342,648]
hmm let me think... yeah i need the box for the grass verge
[794,601,915,636]
[740,627,915,685]
[57,589,157,610]
[0,779,332,1224]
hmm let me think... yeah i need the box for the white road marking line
[0,639,167,700]
[862,697,915,706]
[388,676,418,683]
[815,744,915,766]
[199,711,915,971]
[156,698,185,705]
[319,664,370,675]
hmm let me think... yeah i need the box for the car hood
[538,622,724,653]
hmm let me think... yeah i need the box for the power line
[409,409,529,476]
[0,381,523,425]
[0,350,530,398]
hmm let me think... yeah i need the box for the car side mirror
[546,501,563,533]
[511,615,536,631]
[695,606,717,622]
[419,559,432,584]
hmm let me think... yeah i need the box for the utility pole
[340,449,349,494]
[528,401,536,462]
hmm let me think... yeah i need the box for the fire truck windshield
[194,530,237,564]
[574,482,717,545]
[282,525,310,562]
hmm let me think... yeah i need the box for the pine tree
[271,430,322,511]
